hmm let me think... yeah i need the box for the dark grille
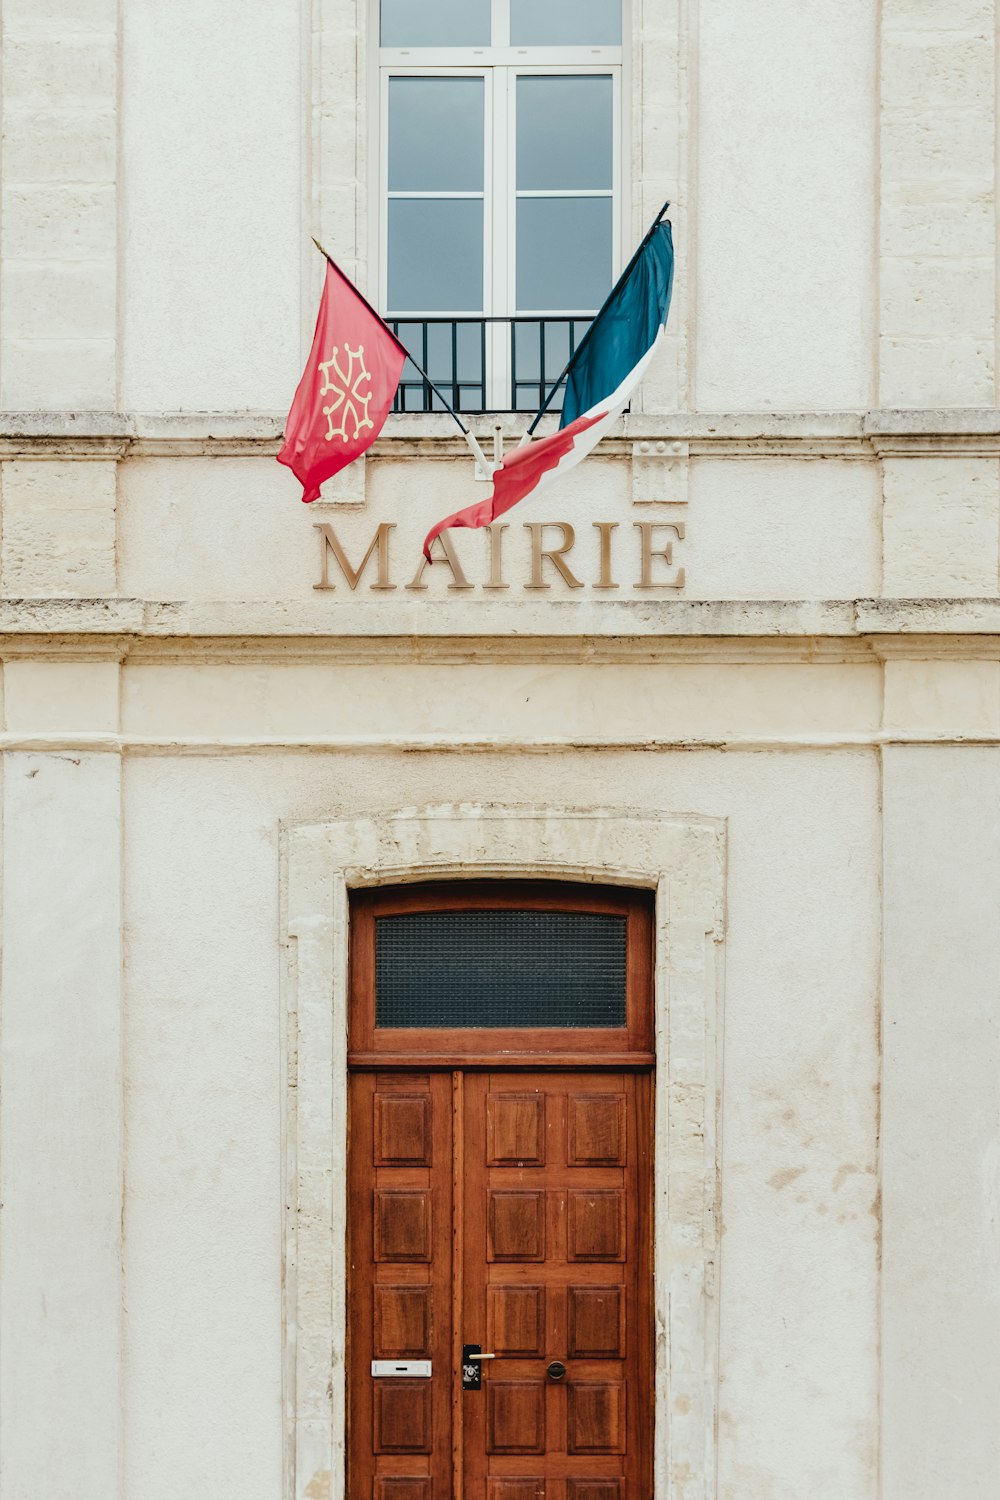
[388,316,593,414]
[375,909,627,1028]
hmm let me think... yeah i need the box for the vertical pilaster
[0,659,123,1498]
[631,0,686,412]
[881,745,1000,1499]
[879,1,996,404]
[0,0,119,410]
[313,0,364,282]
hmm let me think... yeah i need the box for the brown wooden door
[348,1069,651,1500]
[461,1072,650,1500]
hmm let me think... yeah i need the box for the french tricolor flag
[423,210,674,560]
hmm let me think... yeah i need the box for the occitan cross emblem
[319,345,373,444]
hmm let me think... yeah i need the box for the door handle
[462,1344,494,1390]
[546,1360,567,1381]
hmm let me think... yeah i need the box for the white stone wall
[1,3,999,1500]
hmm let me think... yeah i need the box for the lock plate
[462,1344,483,1390]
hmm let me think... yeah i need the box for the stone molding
[2,597,1000,647]
[4,410,1000,460]
[281,805,726,1500]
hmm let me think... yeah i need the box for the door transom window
[349,880,652,1066]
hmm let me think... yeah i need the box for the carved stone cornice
[1,409,999,461]
[0,597,998,661]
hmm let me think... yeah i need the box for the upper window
[376,0,625,412]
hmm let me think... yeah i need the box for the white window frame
[370,0,629,409]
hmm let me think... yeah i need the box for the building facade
[2,2,999,1498]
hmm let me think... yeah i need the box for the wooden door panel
[462,1072,650,1500]
[567,1190,626,1262]
[566,1287,625,1359]
[374,1285,432,1357]
[487,1382,547,1453]
[566,1384,625,1454]
[490,1286,546,1356]
[376,1479,432,1500]
[375,1093,434,1164]
[566,1479,623,1500]
[567,1096,626,1166]
[374,1188,433,1262]
[488,1095,547,1165]
[348,1072,453,1500]
[375,1383,434,1453]
[488,1191,547,1261]
[488,1480,547,1500]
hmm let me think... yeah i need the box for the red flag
[278,259,407,504]
[422,409,606,560]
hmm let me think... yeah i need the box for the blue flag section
[560,217,674,428]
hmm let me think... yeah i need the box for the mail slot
[371,1360,432,1378]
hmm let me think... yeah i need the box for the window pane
[516,197,612,311]
[389,77,484,192]
[388,198,484,312]
[517,75,613,192]
[510,0,621,45]
[381,0,490,46]
[375,910,627,1028]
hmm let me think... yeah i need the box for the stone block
[2,34,115,104]
[3,0,116,26]
[2,260,115,341]
[881,106,993,183]
[318,105,361,177]
[640,35,680,91]
[882,456,1000,597]
[883,660,1000,738]
[879,335,994,408]
[880,255,993,340]
[2,185,115,260]
[317,187,359,257]
[2,460,117,596]
[881,181,994,258]
[636,104,680,185]
[3,659,120,733]
[882,0,994,30]
[318,27,358,96]
[1,105,116,183]
[881,32,993,112]
[0,337,116,410]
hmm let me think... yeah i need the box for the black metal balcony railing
[388,317,593,416]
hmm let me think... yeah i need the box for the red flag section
[278,259,407,504]
[421,408,606,560]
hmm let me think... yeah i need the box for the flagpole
[310,238,493,474]
[522,201,671,442]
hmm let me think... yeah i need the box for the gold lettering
[634,521,686,590]
[406,531,474,591]
[483,523,509,591]
[592,521,619,590]
[524,522,584,591]
[313,522,396,591]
